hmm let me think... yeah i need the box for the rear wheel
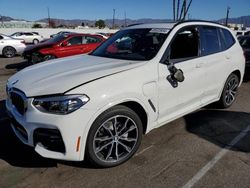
[2,46,16,58]
[218,73,239,108]
[86,105,143,167]
[33,39,39,44]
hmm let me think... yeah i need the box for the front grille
[9,91,26,115]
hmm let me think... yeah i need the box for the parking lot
[0,56,250,188]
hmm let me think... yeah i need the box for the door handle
[225,55,231,60]
[196,63,204,68]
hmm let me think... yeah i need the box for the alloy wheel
[224,76,238,106]
[93,115,138,163]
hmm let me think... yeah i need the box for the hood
[24,41,56,52]
[8,55,145,97]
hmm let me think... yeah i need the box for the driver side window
[67,36,82,46]
[169,26,200,61]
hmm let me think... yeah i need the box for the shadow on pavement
[0,100,94,168]
[1,98,250,168]
[184,110,250,153]
[0,100,57,168]
[5,61,31,71]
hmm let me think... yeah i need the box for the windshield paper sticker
[150,28,170,34]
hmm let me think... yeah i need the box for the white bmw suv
[6,21,245,167]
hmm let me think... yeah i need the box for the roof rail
[174,19,226,27]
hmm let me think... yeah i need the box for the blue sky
[0,0,249,21]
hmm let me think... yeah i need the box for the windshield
[91,28,169,61]
[47,34,68,43]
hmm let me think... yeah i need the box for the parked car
[238,35,250,75]
[23,33,105,63]
[10,32,44,44]
[50,31,73,38]
[6,21,245,167]
[0,34,26,58]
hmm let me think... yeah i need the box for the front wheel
[218,73,239,108]
[86,105,143,167]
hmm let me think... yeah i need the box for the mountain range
[1,15,250,27]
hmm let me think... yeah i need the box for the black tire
[43,55,56,61]
[218,73,239,108]
[2,46,16,58]
[33,39,39,44]
[86,105,143,168]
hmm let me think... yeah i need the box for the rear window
[221,29,235,50]
[201,26,221,55]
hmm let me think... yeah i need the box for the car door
[24,33,34,43]
[82,36,103,53]
[56,36,84,57]
[158,26,206,125]
[199,26,231,104]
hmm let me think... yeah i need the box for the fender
[78,97,151,161]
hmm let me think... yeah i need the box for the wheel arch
[231,70,241,82]
[79,98,149,161]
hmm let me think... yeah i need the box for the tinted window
[201,26,221,55]
[67,36,82,46]
[84,36,102,44]
[0,35,3,40]
[24,33,34,36]
[221,29,235,49]
[170,26,200,60]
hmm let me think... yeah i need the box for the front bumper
[6,96,95,161]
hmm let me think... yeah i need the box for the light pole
[225,6,230,26]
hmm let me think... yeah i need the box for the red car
[23,33,105,63]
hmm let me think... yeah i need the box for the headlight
[33,95,89,114]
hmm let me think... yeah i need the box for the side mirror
[61,41,68,46]
[174,69,185,82]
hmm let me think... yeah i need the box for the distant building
[0,20,47,28]
[227,23,244,30]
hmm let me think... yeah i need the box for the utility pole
[47,7,50,28]
[124,11,127,27]
[112,9,116,29]
[183,0,193,20]
[176,0,180,21]
[225,6,230,26]
[173,0,176,21]
[183,0,187,20]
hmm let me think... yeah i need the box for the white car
[10,32,44,44]
[0,34,26,58]
[6,21,245,167]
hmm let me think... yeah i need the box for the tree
[32,23,43,28]
[95,20,106,29]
